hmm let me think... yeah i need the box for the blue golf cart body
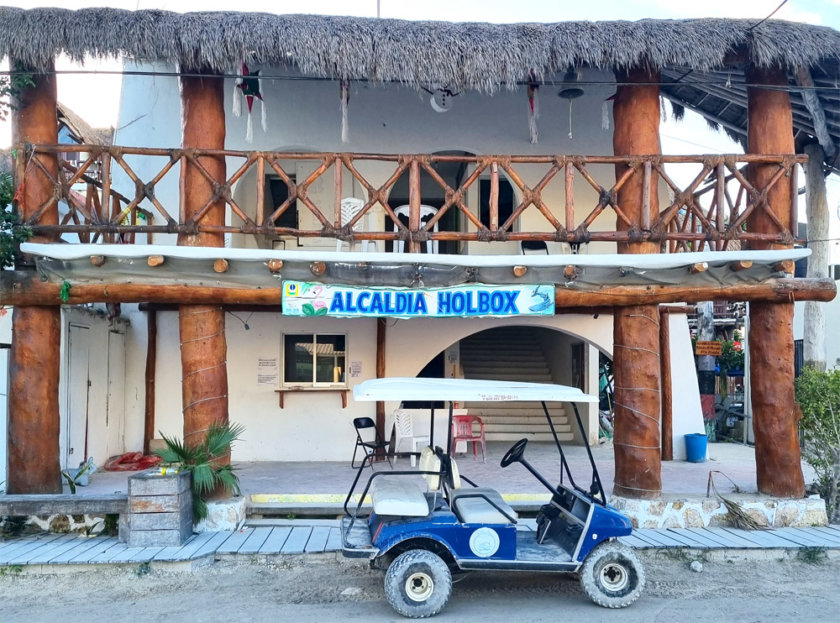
[342,377,644,617]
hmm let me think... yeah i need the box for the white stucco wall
[113,62,672,255]
[104,61,702,464]
[150,311,614,462]
[668,313,706,460]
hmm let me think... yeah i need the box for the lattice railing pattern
[16,145,804,252]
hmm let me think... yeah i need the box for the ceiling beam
[794,67,837,159]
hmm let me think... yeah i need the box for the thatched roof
[1,8,839,88]
[57,102,112,146]
[1,8,840,167]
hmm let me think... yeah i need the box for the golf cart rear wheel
[580,541,645,608]
[385,549,452,618]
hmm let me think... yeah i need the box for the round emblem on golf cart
[469,527,500,558]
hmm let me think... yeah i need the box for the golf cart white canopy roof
[353,377,598,403]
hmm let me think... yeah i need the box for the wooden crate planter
[127,469,193,547]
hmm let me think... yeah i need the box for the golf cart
[341,377,644,618]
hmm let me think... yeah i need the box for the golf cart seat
[370,477,430,517]
[447,458,518,524]
[368,447,442,518]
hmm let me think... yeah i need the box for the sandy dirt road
[2,551,839,622]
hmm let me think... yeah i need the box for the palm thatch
[0,8,839,91]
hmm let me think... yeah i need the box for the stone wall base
[609,494,827,529]
[194,497,247,532]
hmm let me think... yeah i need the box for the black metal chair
[351,417,393,469]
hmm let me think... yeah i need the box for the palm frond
[204,421,245,457]
[191,463,216,496]
[156,430,193,464]
[193,495,208,521]
[214,465,241,496]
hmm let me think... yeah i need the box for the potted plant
[155,421,245,520]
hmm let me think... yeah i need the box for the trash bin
[684,433,708,463]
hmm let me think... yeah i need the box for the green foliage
[60,459,95,495]
[0,564,23,577]
[156,421,245,521]
[0,73,34,122]
[794,367,840,522]
[717,339,744,376]
[1,171,32,269]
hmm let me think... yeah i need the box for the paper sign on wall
[257,357,279,386]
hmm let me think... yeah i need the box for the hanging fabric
[527,69,540,144]
[232,63,267,143]
[340,79,350,143]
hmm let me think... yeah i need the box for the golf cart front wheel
[580,541,645,608]
[385,549,452,618]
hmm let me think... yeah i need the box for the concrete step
[474,414,568,425]
[462,375,554,383]
[485,431,574,442]
[484,423,572,433]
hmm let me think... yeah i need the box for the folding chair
[351,416,393,469]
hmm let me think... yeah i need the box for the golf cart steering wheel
[500,438,529,468]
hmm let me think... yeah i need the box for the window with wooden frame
[282,333,347,387]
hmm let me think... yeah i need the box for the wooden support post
[143,310,157,456]
[803,142,828,371]
[376,318,387,458]
[7,61,62,493]
[408,160,421,253]
[746,65,805,498]
[178,69,230,492]
[659,307,673,461]
[611,66,662,498]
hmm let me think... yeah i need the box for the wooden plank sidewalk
[2,522,839,567]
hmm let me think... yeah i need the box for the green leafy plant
[0,564,23,577]
[155,421,245,520]
[795,367,840,522]
[60,459,95,494]
[1,171,32,269]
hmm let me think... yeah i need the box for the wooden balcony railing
[16,145,805,252]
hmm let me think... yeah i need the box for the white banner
[282,281,555,318]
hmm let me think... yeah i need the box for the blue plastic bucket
[684,433,708,463]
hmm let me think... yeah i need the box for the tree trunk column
[611,66,662,498]
[178,72,229,459]
[7,63,62,493]
[746,65,805,498]
[803,142,828,371]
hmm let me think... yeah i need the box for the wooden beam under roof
[795,66,837,158]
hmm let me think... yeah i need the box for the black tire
[579,541,645,608]
[384,549,452,618]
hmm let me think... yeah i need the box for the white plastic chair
[336,197,373,252]
[393,409,431,467]
[393,204,439,254]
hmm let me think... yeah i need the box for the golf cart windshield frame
[346,378,606,511]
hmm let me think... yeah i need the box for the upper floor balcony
[17,143,805,256]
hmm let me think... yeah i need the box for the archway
[385,317,613,447]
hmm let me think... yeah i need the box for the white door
[64,324,90,469]
[105,329,126,459]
